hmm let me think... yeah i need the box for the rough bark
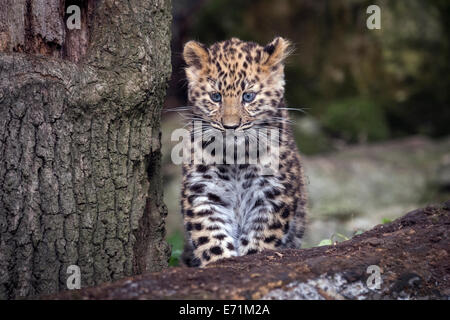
[47,203,449,300]
[0,0,172,299]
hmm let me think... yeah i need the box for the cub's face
[183,37,291,131]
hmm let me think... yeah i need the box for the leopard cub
[180,37,307,267]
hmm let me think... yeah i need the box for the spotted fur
[180,37,307,267]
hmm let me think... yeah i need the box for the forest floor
[47,202,449,300]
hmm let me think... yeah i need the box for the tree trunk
[0,0,172,299]
[47,203,450,300]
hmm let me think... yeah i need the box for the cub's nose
[222,109,241,129]
[223,123,240,129]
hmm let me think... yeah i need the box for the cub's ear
[262,37,292,67]
[183,41,209,69]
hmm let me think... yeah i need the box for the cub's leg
[181,164,238,267]
[236,168,294,255]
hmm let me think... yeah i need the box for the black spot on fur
[213,234,227,240]
[190,184,205,193]
[269,221,282,230]
[217,165,228,173]
[252,216,268,224]
[194,223,203,230]
[197,209,213,217]
[218,174,230,181]
[197,164,208,173]
[198,236,209,245]
[186,209,194,217]
[244,172,256,180]
[187,195,196,205]
[271,201,284,212]
[242,180,252,189]
[210,246,223,255]
[264,235,277,243]
[255,50,261,63]
[264,44,275,55]
[202,251,211,261]
[207,193,228,207]
[281,207,290,218]
[252,198,264,210]
[264,190,275,199]
[190,257,201,267]
[209,217,226,224]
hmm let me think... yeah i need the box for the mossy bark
[0,0,172,299]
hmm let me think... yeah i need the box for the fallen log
[46,202,450,300]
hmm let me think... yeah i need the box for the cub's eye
[242,92,256,103]
[210,92,222,102]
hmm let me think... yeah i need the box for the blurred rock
[302,136,450,247]
[435,153,450,189]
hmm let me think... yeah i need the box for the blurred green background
[162,0,450,265]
